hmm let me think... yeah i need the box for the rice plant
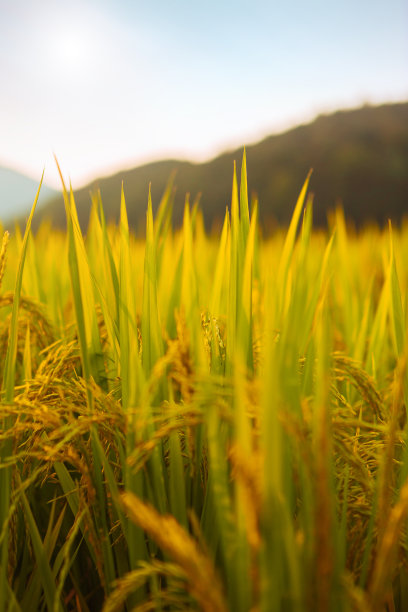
[0,152,407,611]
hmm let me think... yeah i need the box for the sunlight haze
[0,0,407,191]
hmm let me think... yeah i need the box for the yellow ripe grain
[121,492,228,612]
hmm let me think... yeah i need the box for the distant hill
[0,167,58,222]
[29,102,408,231]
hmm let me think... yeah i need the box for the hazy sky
[0,0,407,189]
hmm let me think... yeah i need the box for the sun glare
[58,32,84,65]
[48,24,97,77]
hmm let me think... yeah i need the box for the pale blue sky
[0,0,407,188]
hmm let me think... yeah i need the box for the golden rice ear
[121,492,228,612]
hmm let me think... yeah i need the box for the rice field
[1,154,408,611]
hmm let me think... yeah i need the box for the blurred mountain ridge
[12,101,408,231]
